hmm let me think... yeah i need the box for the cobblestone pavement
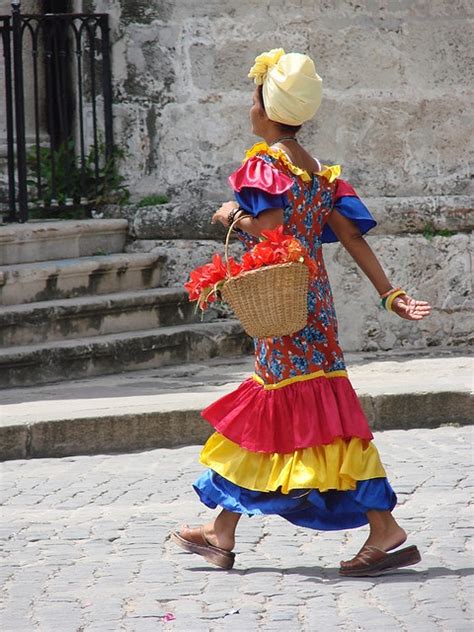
[1,426,472,632]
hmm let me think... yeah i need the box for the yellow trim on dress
[200,433,387,494]
[244,141,341,183]
[252,369,348,390]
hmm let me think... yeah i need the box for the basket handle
[224,214,246,277]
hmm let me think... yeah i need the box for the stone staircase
[0,219,250,388]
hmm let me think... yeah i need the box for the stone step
[0,252,166,305]
[0,219,129,265]
[0,319,251,388]
[0,287,204,347]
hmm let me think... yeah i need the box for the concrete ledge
[370,391,473,431]
[4,392,469,460]
[127,197,473,241]
[27,410,211,459]
[0,351,471,461]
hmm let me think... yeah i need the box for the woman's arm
[326,210,432,320]
[326,209,392,295]
[211,201,283,237]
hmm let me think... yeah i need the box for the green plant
[26,138,130,219]
[422,223,456,240]
[137,193,169,207]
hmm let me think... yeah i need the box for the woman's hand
[211,201,239,227]
[391,294,432,320]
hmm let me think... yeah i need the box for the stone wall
[86,0,473,206]
[90,0,472,351]
[127,232,473,352]
[1,0,472,351]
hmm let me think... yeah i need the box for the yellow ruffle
[243,142,340,183]
[252,368,348,390]
[200,433,387,494]
[317,163,341,183]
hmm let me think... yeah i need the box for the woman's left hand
[211,201,239,226]
[391,294,432,320]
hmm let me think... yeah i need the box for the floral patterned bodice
[236,152,346,384]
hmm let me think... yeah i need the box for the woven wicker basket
[221,219,309,338]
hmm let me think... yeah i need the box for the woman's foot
[170,524,236,569]
[178,524,235,552]
[358,524,407,554]
[338,544,421,577]
[340,520,407,569]
[170,510,241,569]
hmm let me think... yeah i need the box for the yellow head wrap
[248,48,322,126]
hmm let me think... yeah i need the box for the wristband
[386,289,407,312]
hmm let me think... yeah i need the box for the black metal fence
[0,3,114,222]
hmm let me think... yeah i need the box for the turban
[248,48,322,126]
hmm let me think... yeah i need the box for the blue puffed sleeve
[234,188,289,217]
[321,179,377,244]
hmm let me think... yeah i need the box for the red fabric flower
[184,254,243,309]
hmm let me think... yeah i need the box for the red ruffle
[334,178,359,201]
[228,156,294,194]
[201,376,374,454]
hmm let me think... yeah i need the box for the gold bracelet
[386,289,407,312]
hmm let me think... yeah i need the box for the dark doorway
[43,2,73,14]
[0,5,114,222]
[43,0,75,150]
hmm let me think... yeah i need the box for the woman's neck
[263,133,297,147]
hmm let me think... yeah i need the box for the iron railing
[0,2,113,222]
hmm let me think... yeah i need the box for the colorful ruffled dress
[193,142,397,531]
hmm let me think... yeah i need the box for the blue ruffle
[322,196,377,244]
[234,187,289,218]
[193,470,397,531]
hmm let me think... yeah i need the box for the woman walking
[171,48,431,576]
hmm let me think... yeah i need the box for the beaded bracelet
[385,289,407,312]
[227,207,245,229]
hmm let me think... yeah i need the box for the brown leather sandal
[170,525,236,570]
[339,544,421,577]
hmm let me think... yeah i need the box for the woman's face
[250,87,267,136]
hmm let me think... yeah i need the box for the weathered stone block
[308,24,408,93]
[131,202,224,240]
[403,20,474,90]
[364,196,474,235]
[0,424,28,460]
[325,233,473,351]
[126,238,244,287]
[308,94,473,197]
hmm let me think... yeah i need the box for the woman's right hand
[391,294,432,320]
[211,201,239,227]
